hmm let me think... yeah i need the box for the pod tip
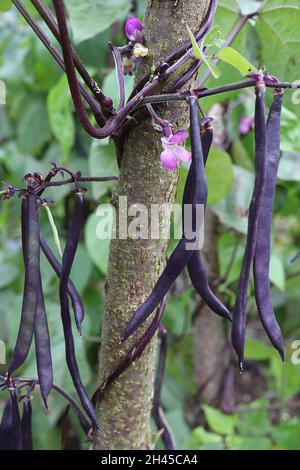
[239,362,244,374]
[42,396,49,410]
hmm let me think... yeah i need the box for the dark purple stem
[109,42,126,111]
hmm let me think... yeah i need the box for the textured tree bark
[93,0,211,451]
[194,104,225,405]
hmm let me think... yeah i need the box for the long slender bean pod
[93,296,168,404]
[34,274,54,407]
[8,194,40,375]
[253,90,284,360]
[20,199,53,407]
[21,397,33,450]
[185,120,231,321]
[232,82,267,370]
[152,325,176,450]
[121,96,207,342]
[40,235,85,333]
[0,390,21,450]
[59,191,99,430]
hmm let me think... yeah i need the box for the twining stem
[12,0,105,126]
[30,0,109,108]
[140,79,300,106]
[109,43,126,111]
[35,176,118,194]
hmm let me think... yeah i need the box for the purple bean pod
[8,194,40,376]
[40,235,85,334]
[121,96,207,343]
[185,119,231,321]
[232,82,267,370]
[59,191,99,431]
[34,274,54,408]
[253,90,284,360]
[21,397,33,450]
[93,296,168,405]
[152,325,177,450]
[0,389,21,450]
[20,199,53,407]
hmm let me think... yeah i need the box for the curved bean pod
[186,120,231,321]
[232,83,267,370]
[59,191,99,430]
[93,296,168,404]
[121,96,207,342]
[253,91,284,360]
[40,235,85,333]
[8,194,40,376]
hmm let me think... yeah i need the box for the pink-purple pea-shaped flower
[160,130,191,172]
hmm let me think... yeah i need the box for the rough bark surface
[93,0,210,451]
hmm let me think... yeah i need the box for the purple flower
[160,130,191,172]
[125,17,143,41]
[239,116,254,135]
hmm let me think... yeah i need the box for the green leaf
[203,25,225,48]
[164,408,190,449]
[189,426,223,450]
[211,165,254,234]
[237,400,273,437]
[226,435,273,450]
[272,419,300,450]
[44,205,62,258]
[278,153,300,181]
[245,338,274,361]
[84,205,114,274]
[70,244,93,294]
[255,3,300,119]
[102,69,134,109]
[66,0,131,44]
[236,0,263,15]
[88,139,119,200]
[202,405,237,435]
[17,100,51,155]
[0,0,12,12]
[47,75,75,161]
[217,46,257,76]
[269,253,285,291]
[0,263,19,289]
[187,25,221,79]
[0,340,6,364]
[206,146,234,205]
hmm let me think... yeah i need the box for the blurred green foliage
[1,0,300,450]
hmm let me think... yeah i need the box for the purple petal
[168,130,189,145]
[160,149,178,171]
[125,17,143,40]
[173,146,191,162]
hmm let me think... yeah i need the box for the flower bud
[125,16,143,41]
